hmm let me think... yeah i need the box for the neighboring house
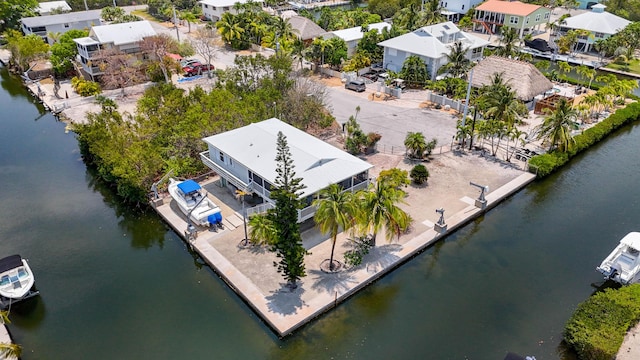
[576,0,601,10]
[377,21,489,79]
[199,0,264,22]
[74,21,156,79]
[286,15,326,44]
[470,56,553,101]
[473,0,550,38]
[558,4,630,52]
[323,22,390,57]
[36,1,72,16]
[200,118,373,223]
[21,10,101,44]
[439,0,485,21]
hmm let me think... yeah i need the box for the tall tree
[535,98,579,152]
[438,41,472,79]
[4,30,50,73]
[357,178,411,247]
[190,27,219,74]
[495,27,519,57]
[269,132,307,289]
[399,55,429,88]
[97,48,143,95]
[50,29,88,77]
[313,184,357,271]
[140,34,181,83]
[0,0,38,32]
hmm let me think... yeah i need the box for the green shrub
[529,102,640,178]
[410,164,429,184]
[564,284,640,360]
[71,76,101,97]
[343,236,373,267]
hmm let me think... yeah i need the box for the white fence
[425,90,466,112]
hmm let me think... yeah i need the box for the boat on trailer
[0,255,39,308]
[168,178,223,229]
[596,232,640,285]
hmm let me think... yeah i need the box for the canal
[2,64,639,359]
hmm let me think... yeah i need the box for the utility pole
[83,0,89,11]
[113,0,117,7]
[173,6,180,42]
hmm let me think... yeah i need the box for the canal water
[2,64,639,359]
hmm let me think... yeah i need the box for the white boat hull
[597,232,640,285]
[168,179,222,227]
[0,255,38,305]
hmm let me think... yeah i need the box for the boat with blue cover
[168,178,223,228]
[0,255,39,308]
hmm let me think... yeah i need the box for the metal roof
[21,10,102,28]
[326,22,391,43]
[202,119,373,198]
[562,9,630,35]
[36,1,72,14]
[89,20,156,46]
[378,22,489,59]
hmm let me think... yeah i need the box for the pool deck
[153,166,536,337]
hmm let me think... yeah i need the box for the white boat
[0,255,39,308]
[596,232,640,285]
[168,178,223,228]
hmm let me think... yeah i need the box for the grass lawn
[605,59,640,75]
[131,10,161,22]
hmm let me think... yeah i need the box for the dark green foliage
[268,132,308,289]
[564,284,640,360]
[409,164,429,184]
[73,54,331,205]
[399,55,429,88]
[0,0,38,32]
[51,30,89,76]
[343,235,373,267]
[529,102,640,177]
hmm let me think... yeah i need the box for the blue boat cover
[177,180,201,195]
[207,212,223,226]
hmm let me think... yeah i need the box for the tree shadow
[308,268,358,295]
[265,283,306,316]
[364,243,403,273]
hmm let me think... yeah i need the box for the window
[223,6,230,11]
[595,32,604,38]
[64,23,70,28]
[525,16,529,24]
[388,48,397,56]
[462,5,464,9]
[472,47,482,54]
[444,2,447,7]
[219,151,225,162]
[509,16,519,25]
[544,12,550,19]
[535,14,541,22]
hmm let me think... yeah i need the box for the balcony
[200,151,251,193]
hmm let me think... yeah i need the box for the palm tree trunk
[329,234,337,271]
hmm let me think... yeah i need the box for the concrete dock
[154,153,536,337]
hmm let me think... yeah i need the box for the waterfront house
[21,10,102,45]
[200,118,373,223]
[470,56,553,101]
[73,21,156,80]
[377,21,488,79]
[199,0,264,22]
[36,1,72,16]
[557,5,630,52]
[576,0,601,10]
[473,0,550,38]
[439,0,485,22]
[323,22,390,57]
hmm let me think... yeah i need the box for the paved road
[327,85,459,151]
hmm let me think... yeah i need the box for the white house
[323,22,390,57]
[36,1,72,16]
[377,21,488,79]
[199,0,264,22]
[74,21,156,79]
[558,4,631,52]
[200,118,373,223]
[21,10,102,44]
[439,0,485,21]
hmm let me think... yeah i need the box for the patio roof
[470,56,553,101]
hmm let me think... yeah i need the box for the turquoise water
[1,64,639,359]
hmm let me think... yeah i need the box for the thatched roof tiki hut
[470,56,553,101]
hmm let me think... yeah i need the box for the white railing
[246,202,275,217]
[350,180,369,192]
[298,205,317,222]
[199,151,251,192]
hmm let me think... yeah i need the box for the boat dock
[154,170,536,337]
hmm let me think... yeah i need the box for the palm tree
[248,213,277,246]
[535,98,579,152]
[480,78,527,128]
[180,11,198,33]
[291,38,306,70]
[576,65,595,90]
[357,178,411,247]
[0,310,20,359]
[404,132,427,159]
[495,27,519,57]
[216,12,245,47]
[313,184,358,271]
[439,41,472,79]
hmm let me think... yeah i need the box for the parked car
[183,63,215,77]
[180,58,200,67]
[345,79,366,92]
